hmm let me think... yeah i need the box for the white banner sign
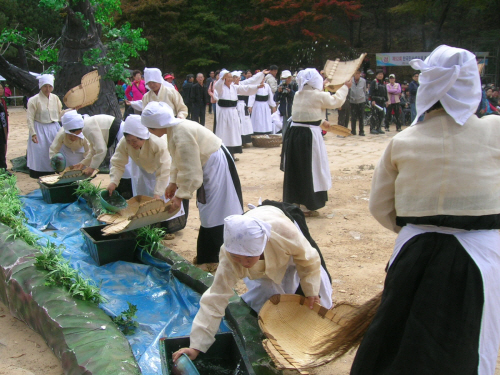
[376,52,489,66]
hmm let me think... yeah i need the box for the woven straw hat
[258,294,357,374]
[63,70,101,109]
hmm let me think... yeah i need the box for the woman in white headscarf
[350,45,500,375]
[49,111,90,167]
[26,74,62,178]
[171,204,333,361]
[213,69,264,159]
[141,101,244,264]
[248,73,277,134]
[56,110,123,176]
[282,68,351,217]
[107,115,170,200]
[127,67,188,119]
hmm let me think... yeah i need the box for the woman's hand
[172,347,200,362]
[72,163,85,170]
[320,120,331,132]
[168,196,182,213]
[82,167,95,176]
[306,296,320,309]
[248,107,253,114]
[153,194,161,200]
[107,183,117,196]
[344,79,353,89]
[31,134,38,144]
[164,183,177,199]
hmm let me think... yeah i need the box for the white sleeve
[130,100,143,112]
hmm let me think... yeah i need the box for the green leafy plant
[112,302,139,335]
[135,225,166,256]
[0,170,106,305]
[74,180,104,199]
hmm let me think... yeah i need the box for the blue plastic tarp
[21,190,229,374]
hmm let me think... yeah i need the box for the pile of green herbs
[0,170,105,304]
[74,179,112,215]
[135,225,166,256]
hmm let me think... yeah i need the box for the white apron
[27,120,60,172]
[129,160,185,220]
[241,257,333,313]
[215,106,242,147]
[251,101,273,133]
[60,144,86,167]
[290,122,332,192]
[236,100,253,137]
[197,146,243,228]
[390,224,500,375]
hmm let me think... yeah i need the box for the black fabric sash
[237,95,249,105]
[107,117,121,148]
[292,119,322,126]
[218,99,237,108]
[255,95,269,102]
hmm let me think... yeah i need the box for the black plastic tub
[39,181,79,204]
[81,225,137,266]
[160,332,254,375]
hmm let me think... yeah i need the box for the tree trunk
[56,0,122,119]
[12,44,29,72]
[0,54,38,96]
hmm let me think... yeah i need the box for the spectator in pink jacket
[384,74,402,131]
[125,70,146,101]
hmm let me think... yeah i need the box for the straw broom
[311,292,383,360]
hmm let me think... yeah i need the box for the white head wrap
[61,110,84,138]
[231,70,242,77]
[123,115,150,140]
[224,215,272,257]
[281,70,292,79]
[220,69,232,79]
[141,101,182,128]
[409,45,481,126]
[37,74,54,89]
[296,68,323,91]
[144,67,174,90]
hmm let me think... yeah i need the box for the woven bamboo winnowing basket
[39,167,99,185]
[324,53,367,93]
[251,134,283,148]
[97,195,180,235]
[321,124,353,137]
[63,70,101,109]
[258,294,357,374]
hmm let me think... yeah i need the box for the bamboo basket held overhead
[323,53,367,93]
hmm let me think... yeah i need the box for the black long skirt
[195,146,243,264]
[350,232,483,375]
[282,126,327,211]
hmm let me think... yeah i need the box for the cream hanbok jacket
[166,119,222,199]
[49,128,90,158]
[26,92,62,136]
[80,114,115,169]
[109,133,171,196]
[189,205,321,352]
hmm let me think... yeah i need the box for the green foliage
[83,22,148,81]
[135,225,166,256]
[112,302,139,335]
[74,179,104,199]
[0,169,106,305]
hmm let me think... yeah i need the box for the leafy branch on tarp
[112,302,139,335]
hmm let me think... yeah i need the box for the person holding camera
[274,70,295,124]
[369,70,387,134]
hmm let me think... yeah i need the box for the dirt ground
[1,106,499,375]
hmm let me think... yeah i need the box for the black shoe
[370,130,378,134]
[377,129,385,134]
[385,127,390,131]
[351,131,356,135]
[359,133,365,136]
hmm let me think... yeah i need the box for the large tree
[246,0,361,69]
[0,0,147,119]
